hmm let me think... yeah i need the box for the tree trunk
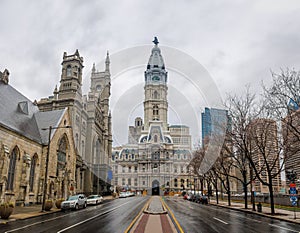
[215,180,219,204]
[243,172,248,209]
[269,176,275,215]
[227,177,231,206]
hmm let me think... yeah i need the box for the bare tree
[246,118,283,215]
[189,147,206,194]
[224,86,261,209]
[263,69,300,171]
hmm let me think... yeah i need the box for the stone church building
[38,50,112,195]
[0,48,112,205]
[111,39,192,195]
[0,69,77,205]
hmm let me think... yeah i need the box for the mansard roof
[0,80,66,144]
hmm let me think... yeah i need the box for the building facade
[38,50,112,195]
[284,108,300,188]
[0,70,77,205]
[111,39,192,195]
[248,118,282,193]
[201,107,229,147]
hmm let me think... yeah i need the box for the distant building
[283,108,300,188]
[0,69,77,205]
[111,39,193,195]
[247,118,282,193]
[201,107,229,146]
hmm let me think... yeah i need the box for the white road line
[57,201,132,233]
[213,217,229,225]
[269,224,300,233]
[5,215,66,233]
[4,201,130,233]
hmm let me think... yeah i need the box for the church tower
[143,37,168,131]
[58,49,84,100]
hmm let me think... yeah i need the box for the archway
[152,180,160,196]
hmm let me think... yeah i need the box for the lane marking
[161,197,184,233]
[213,217,228,225]
[57,201,132,233]
[124,197,151,233]
[269,224,300,233]
[4,201,121,233]
[5,215,68,233]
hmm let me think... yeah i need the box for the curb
[210,202,300,225]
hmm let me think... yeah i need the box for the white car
[119,192,127,198]
[61,194,87,210]
[87,195,103,205]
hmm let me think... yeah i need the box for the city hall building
[111,39,192,195]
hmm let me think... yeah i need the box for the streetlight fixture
[41,125,71,212]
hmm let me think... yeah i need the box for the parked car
[119,192,127,198]
[194,194,201,203]
[200,195,208,204]
[61,194,87,210]
[187,193,194,201]
[87,195,103,205]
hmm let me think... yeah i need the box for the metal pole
[41,126,52,212]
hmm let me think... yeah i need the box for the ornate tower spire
[105,51,110,72]
[92,63,96,74]
[58,49,84,99]
[143,38,168,130]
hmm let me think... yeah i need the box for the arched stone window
[95,139,101,164]
[66,65,72,76]
[153,105,159,116]
[7,147,19,191]
[29,154,38,192]
[153,91,159,99]
[81,140,85,160]
[75,133,79,149]
[57,136,67,177]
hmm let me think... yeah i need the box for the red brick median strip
[134,214,149,233]
[160,214,173,233]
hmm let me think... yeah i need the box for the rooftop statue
[152,37,159,45]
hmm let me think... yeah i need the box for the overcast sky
[1,0,300,146]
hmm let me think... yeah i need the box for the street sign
[290,183,296,188]
[290,196,298,202]
[290,188,297,194]
[292,201,297,206]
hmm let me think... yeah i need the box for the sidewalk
[209,198,300,224]
[0,195,114,224]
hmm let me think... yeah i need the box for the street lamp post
[41,125,71,212]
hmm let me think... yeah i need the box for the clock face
[152,76,160,81]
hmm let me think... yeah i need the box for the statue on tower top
[152,37,159,45]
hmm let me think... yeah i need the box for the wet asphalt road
[1,197,149,233]
[2,196,300,233]
[164,197,300,233]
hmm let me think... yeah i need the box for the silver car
[87,195,103,205]
[61,194,87,210]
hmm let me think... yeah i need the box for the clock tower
[143,38,168,130]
